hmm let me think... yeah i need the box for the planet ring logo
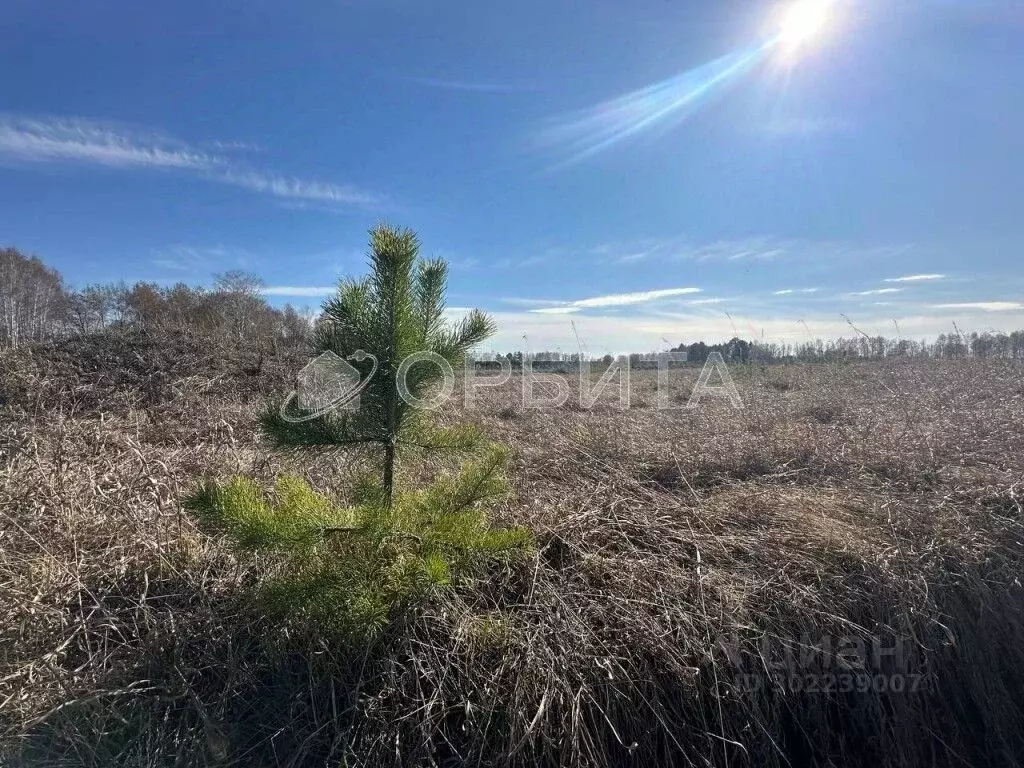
[279,350,378,423]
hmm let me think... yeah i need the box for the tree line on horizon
[4,245,1024,362]
[0,246,312,354]
[480,328,1024,366]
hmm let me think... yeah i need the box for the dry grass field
[2,343,1024,766]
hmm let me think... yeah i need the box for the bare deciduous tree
[0,247,67,350]
[66,282,125,334]
[213,270,267,342]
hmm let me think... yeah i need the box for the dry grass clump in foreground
[2,350,1024,766]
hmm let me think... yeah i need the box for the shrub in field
[186,225,533,636]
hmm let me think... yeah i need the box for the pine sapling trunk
[382,439,396,508]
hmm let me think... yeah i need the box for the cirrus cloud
[773,287,819,295]
[0,114,378,208]
[883,273,946,283]
[848,288,904,296]
[931,302,1024,312]
[526,287,702,314]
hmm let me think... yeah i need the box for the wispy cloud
[584,235,789,266]
[672,237,787,263]
[849,288,904,296]
[883,273,946,283]
[205,139,264,153]
[216,169,376,206]
[532,306,583,315]
[528,287,701,314]
[0,114,377,208]
[613,236,904,266]
[931,302,1024,312]
[262,285,337,297]
[504,236,910,273]
[773,287,819,295]
[0,116,211,170]
[606,239,681,264]
[571,287,702,308]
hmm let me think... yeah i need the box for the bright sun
[778,0,832,48]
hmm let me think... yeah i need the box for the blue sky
[1,0,1023,353]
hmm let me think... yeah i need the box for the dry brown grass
[2,348,1024,766]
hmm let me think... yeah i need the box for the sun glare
[777,0,832,49]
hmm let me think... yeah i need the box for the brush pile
[0,329,302,415]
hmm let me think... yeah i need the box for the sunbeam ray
[535,41,776,166]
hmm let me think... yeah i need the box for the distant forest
[0,246,312,356]
[4,246,1024,363]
